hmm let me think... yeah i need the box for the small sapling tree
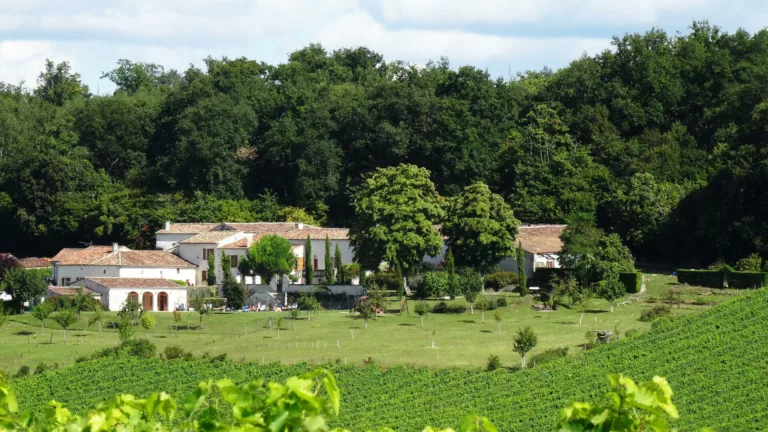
[494,309,503,334]
[141,313,156,339]
[54,309,77,345]
[513,326,538,368]
[31,301,54,335]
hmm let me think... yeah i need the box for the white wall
[54,265,119,286]
[118,267,196,285]
[156,233,195,251]
[73,279,188,311]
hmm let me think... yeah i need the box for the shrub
[34,362,57,375]
[413,301,431,316]
[74,356,89,364]
[163,345,187,360]
[484,272,518,291]
[735,253,763,271]
[639,305,673,322]
[529,347,568,368]
[417,271,449,298]
[619,272,642,294]
[486,354,502,371]
[725,271,767,289]
[496,297,507,308]
[431,301,467,314]
[118,339,156,359]
[676,269,723,288]
[651,315,678,330]
[14,365,29,378]
[365,271,400,292]
[625,328,640,338]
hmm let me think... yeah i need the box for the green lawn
[0,274,744,373]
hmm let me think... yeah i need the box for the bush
[625,328,640,338]
[417,272,449,298]
[162,345,188,360]
[414,301,431,316]
[34,362,58,375]
[486,354,502,371]
[431,301,467,314]
[725,271,767,289]
[639,305,673,322]
[484,272,518,291]
[365,271,400,292]
[651,315,678,330]
[735,253,763,271]
[110,339,157,359]
[74,356,89,364]
[529,347,568,368]
[676,269,724,288]
[14,365,29,378]
[496,297,507,308]
[619,272,642,294]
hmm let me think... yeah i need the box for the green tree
[335,244,345,284]
[305,235,314,284]
[445,248,459,300]
[461,269,483,314]
[349,164,444,289]
[513,326,538,368]
[118,313,134,343]
[576,286,595,326]
[735,253,763,271]
[220,250,232,282]
[442,182,519,277]
[516,245,528,296]
[297,291,321,321]
[475,296,490,322]
[34,59,89,105]
[240,235,297,290]
[414,301,430,326]
[87,307,104,333]
[71,287,97,319]
[31,301,54,335]
[207,253,217,286]
[140,313,156,339]
[101,59,179,94]
[0,267,48,313]
[223,278,246,310]
[394,262,404,300]
[120,296,141,326]
[418,271,448,299]
[598,271,626,313]
[190,293,211,329]
[54,309,77,344]
[325,235,335,285]
[494,309,503,334]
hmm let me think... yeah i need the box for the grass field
[0,274,745,373]
[12,287,768,431]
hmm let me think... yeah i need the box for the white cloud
[0,41,77,87]
[378,0,713,26]
[314,12,610,69]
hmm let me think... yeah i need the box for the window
[231,255,238,268]
[103,269,106,274]
[202,270,207,283]
[203,248,215,259]
[547,260,555,268]
[313,256,318,270]
[176,268,180,274]
[62,278,71,286]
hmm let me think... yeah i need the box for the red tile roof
[17,257,50,269]
[48,286,99,296]
[221,238,249,249]
[84,277,184,289]
[517,225,566,254]
[156,223,220,234]
[52,246,195,267]
[179,231,241,244]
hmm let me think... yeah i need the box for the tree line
[1,21,767,266]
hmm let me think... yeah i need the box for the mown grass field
[0,274,745,373]
[11,286,768,431]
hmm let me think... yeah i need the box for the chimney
[112,242,119,254]
[295,222,304,230]
[165,220,171,230]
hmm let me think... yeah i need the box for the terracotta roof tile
[48,286,99,296]
[17,257,50,269]
[84,277,185,289]
[180,232,240,244]
[51,246,195,267]
[225,222,321,232]
[517,225,566,254]
[221,238,249,249]
[156,223,220,234]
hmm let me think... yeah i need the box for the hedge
[677,269,725,288]
[531,268,569,290]
[725,271,768,289]
[619,272,643,294]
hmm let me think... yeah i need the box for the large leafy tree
[442,181,519,274]
[34,60,89,106]
[239,235,296,286]
[349,164,444,283]
[0,268,48,313]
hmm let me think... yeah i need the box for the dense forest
[1,22,767,266]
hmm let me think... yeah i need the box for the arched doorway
[157,292,169,311]
[142,292,153,311]
[128,291,139,303]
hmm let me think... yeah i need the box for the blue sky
[1,0,766,94]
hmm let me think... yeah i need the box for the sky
[1,0,766,94]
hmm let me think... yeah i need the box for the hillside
[13,289,768,431]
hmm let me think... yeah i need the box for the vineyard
[13,289,768,431]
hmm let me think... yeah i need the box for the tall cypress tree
[305,235,314,284]
[325,234,335,285]
[445,247,458,300]
[516,243,528,296]
[207,253,216,286]
[335,243,345,284]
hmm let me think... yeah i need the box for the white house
[424,224,566,276]
[156,221,352,285]
[50,244,197,287]
[70,277,187,311]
